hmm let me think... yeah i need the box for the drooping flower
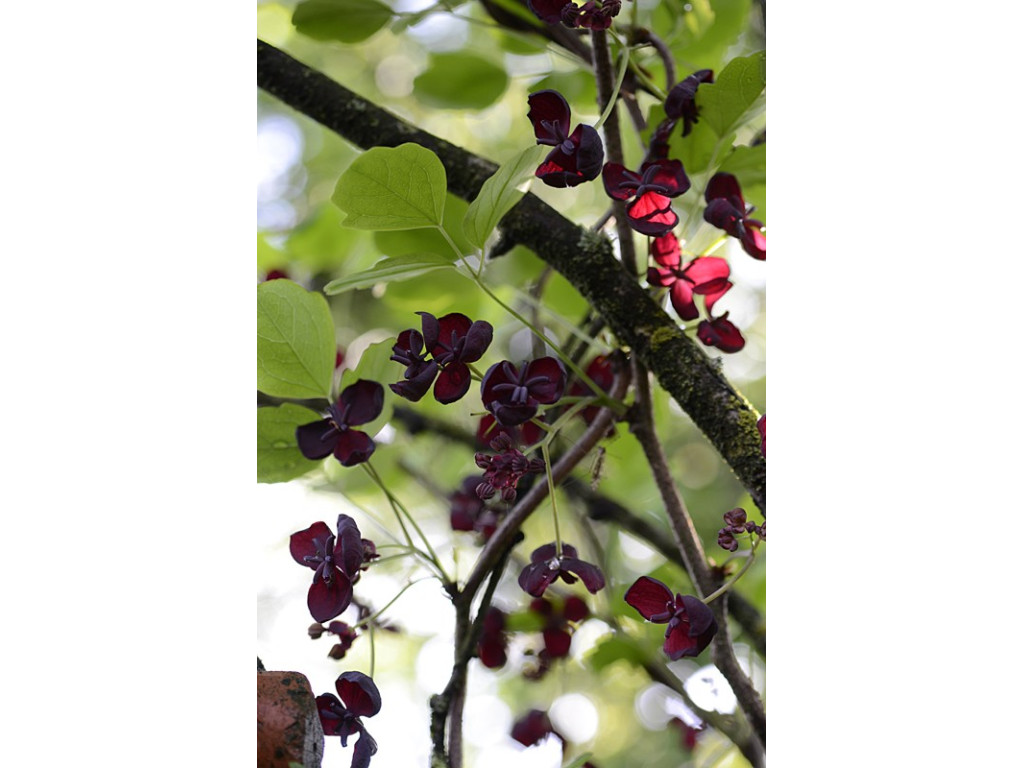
[420,311,493,403]
[390,312,492,404]
[481,357,567,427]
[602,159,691,236]
[717,507,764,551]
[527,90,604,188]
[326,622,360,660]
[623,576,717,659]
[647,233,733,321]
[477,607,509,669]
[664,69,715,137]
[697,312,745,353]
[388,328,438,402]
[703,172,766,260]
[527,0,570,24]
[290,515,374,623]
[518,542,605,597]
[529,595,589,659]
[572,0,621,29]
[316,671,382,768]
[296,380,384,467]
[474,433,546,502]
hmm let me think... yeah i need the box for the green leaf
[323,253,456,295]
[285,206,376,274]
[257,279,336,399]
[463,145,549,250]
[413,53,509,110]
[332,144,447,231]
[257,404,324,483]
[292,0,392,44]
[698,51,766,137]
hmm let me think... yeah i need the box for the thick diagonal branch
[256,39,765,513]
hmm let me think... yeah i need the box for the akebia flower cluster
[646,232,745,353]
[530,595,589,659]
[527,90,604,188]
[474,433,546,502]
[309,620,360,660]
[290,514,377,623]
[518,542,605,597]
[389,311,493,403]
[316,671,381,768]
[296,380,384,467]
[717,507,765,552]
[624,576,718,659]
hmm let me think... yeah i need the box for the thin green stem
[363,461,451,584]
[354,577,433,629]
[540,442,562,556]
[593,44,631,131]
[703,539,761,606]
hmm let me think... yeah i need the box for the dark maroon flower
[511,709,564,747]
[390,312,492,404]
[449,476,486,532]
[481,357,567,427]
[477,607,509,669]
[264,268,289,281]
[528,90,604,188]
[704,172,766,260]
[420,311,493,403]
[290,514,373,623]
[647,234,733,321]
[530,595,589,659]
[602,159,691,236]
[528,0,570,23]
[296,380,384,467]
[664,69,714,136]
[475,433,546,502]
[316,671,381,768]
[388,328,438,402]
[757,414,765,457]
[624,576,717,659]
[697,312,745,353]
[518,542,605,597]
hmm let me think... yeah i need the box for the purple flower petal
[337,671,382,718]
[624,576,674,621]
[561,557,605,593]
[296,419,339,460]
[511,709,557,747]
[351,729,378,768]
[333,429,376,467]
[523,357,566,403]
[390,359,438,402]
[697,314,745,353]
[335,514,366,578]
[461,320,494,362]
[518,559,557,597]
[601,163,637,201]
[527,89,572,144]
[316,693,345,735]
[339,380,384,427]
[289,521,334,567]
[543,627,572,658]
[308,574,353,623]
[679,594,717,638]
[740,219,766,260]
[417,311,440,352]
[573,124,605,181]
[668,279,699,321]
[434,362,473,404]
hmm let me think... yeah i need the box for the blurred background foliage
[257,1,765,766]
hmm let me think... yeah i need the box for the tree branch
[256,39,765,514]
